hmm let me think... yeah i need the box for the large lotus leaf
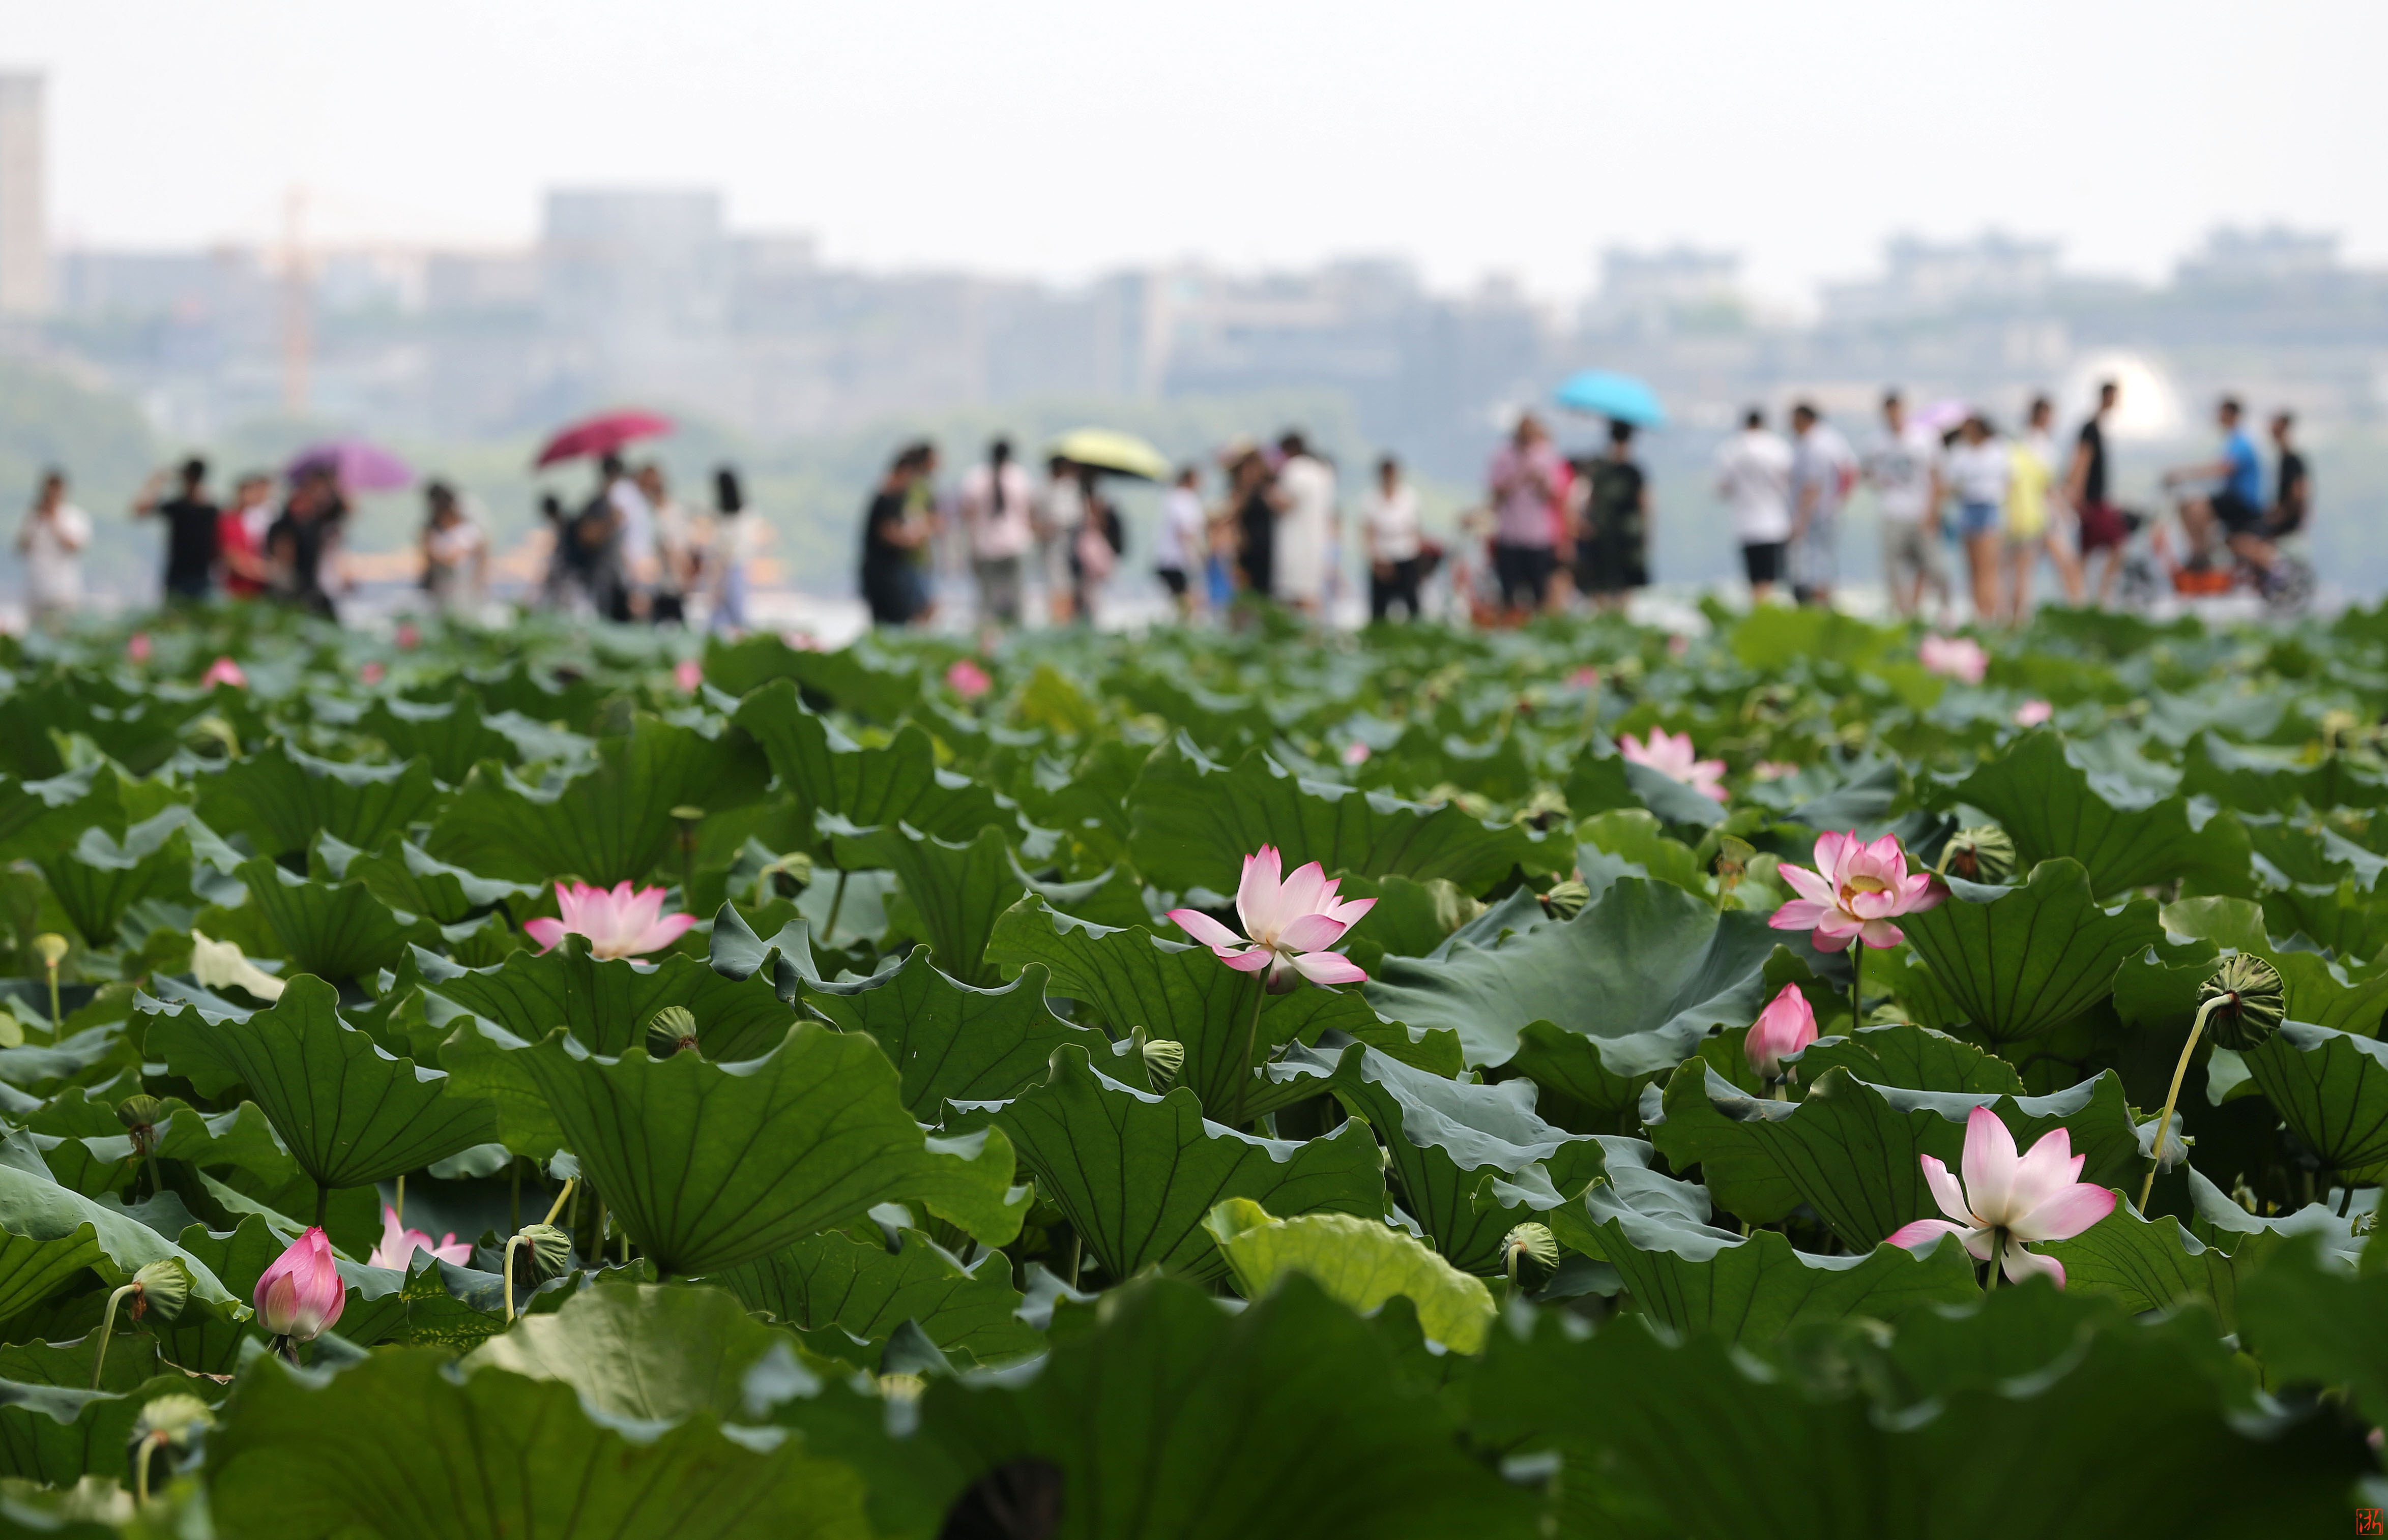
[1467,1283,2364,1538]
[1370,878,1779,1087]
[0,1150,238,1313]
[988,895,1453,1117]
[985,1045,1384,1285]
[144,974,498,1194]
[31,1087,294,1198]
[37,807,193,949]
[489,1022,1022,1274]
[1896,861,2161,1044]
[206,1347,875,1540]
[1128,734,1557,898]
[334,835,539,926]
[0,763,107,858]
[2033,1202,2243,1327]
[2237,1233,2388,1427]
[1544,1139,1979,1341]
[1204,1198,1495,1352]
[428,714,770,885]
[361,690,528,784]
[1313,1041,1598,1274]
[917,1272,1541,1540]
[708,906,900,1008]
[234,857,421,983]
[706,632,923,721]
[800,949,1104,1120]
[2239,1021,2388,1183]
[1943,730,2253,898]
[0,1369,229,1487]
[416,934,798,1062]
[733,679,1004,841]
[830,821,1018,986]
[1649,1062,2145,1247]
[2149,895,2388,1035]
[196,739,445,858]
[1783,1022,2027,1095]
[2181,729,2388,814]
[715,1226,1039,1365]
[464,1281,793,1423]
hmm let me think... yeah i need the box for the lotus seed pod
[2201,954,2285,1051]
[514,1223,573,1281]
[1502,1222,1559,1283]
[132,1392,215,1448]
[1542,879,1592,921]
[1938,825,2017,884]
[116,1094,166,1159]
[31,934,67,969]
[646,1006,701,1059]
[129,1259,191,1324]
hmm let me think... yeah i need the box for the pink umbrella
[288,439,413,492]
[1914,399,1970,434]
[535,410,674,469]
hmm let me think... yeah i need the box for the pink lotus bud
[1745,982,1819,1078]
[1567,665,1600,689]
[359,661,386,686]
[945,659,992,699]
[2013,698,2053,727]
[674,658,704,692]
[1341,741,1371,766]
[126,633,153,665]
[254,1227,345,1343]
[395,621,422,650]
[199,656,248,690]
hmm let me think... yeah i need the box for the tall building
[0,72,46,318]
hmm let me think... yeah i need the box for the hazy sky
[6,0,2384,305]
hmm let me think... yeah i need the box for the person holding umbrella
[1573,421,1650,613]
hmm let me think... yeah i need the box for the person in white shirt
[1866,391,1948,619]
[957,438,1036,628]
[1037,457,1085,623]
[1788,403,1857,607]
[608,463,657,620]
[702,467,759,633]
[634,463,695,625]
[1152,464,1207,620]
[1271,430,1335,616]
[1361,454,1426,622]
[1715,409,1795,602]
[419,481,488,618]
[1943,415,2010,623]
[15,470,91,632]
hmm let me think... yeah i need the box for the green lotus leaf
[2237,1233,2388,1427]
[2180,729,2388,814]
[428,714,769,885]
[0,1369,229,1487]
[2035,1201,2241,1327]
[985,1044,1384,1285]
[1784,1022,2028,1095]
[38,807,193,949]
[360,689,530,784]
[1943,730,2254,898]
[234,857,422,983]
[1128,733,1557,898]
[416,933,798,1062]
[800,949,1104,1120]
[494,1022,1023,1274]
[1203,1197,1496,1352]
[1649,1062,2145,1247]
[330,833,540,925]
[2149,895,2388,1035]
[706,632,923,721]
[144,974,498,1195]
[2239,1021,2388,1183]
[195,739,445,858]
[733,679,1004,841]
[30,1087,295,1198]
[1545,1138,1979,1341]
[1897,860,2162,1044]
[829,821,1018,986]
[206,1345,873,1540]
[464,1280,800,1422]
[715,1225,1039,1365]
[0,1151,238,1314]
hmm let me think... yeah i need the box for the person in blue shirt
[2165,397,2280,578]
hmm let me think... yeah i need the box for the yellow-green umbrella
[1046,427,1173,482]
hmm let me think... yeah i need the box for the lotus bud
[115,1094,166,1161]
[1138,1034,1185,1091]
[253,1226,345,1345]
[514,1223,572,1281]
[1501,1222,1559,1284]
[1542,879,1591,922]
[128,1258,191,1325]
[1714,835,1754,895]
[31,934,67,970]
[645,1006,701,1059]
[2200,954,2285,1051]
[1937,825,2017,884]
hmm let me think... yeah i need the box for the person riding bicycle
[2265,410,2311,540]
[2164,397,2284,584]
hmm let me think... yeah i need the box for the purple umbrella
[288,439,413,493]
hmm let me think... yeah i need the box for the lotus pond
[0,601,2381,1536]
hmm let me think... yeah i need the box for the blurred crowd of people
[534,455,755,630]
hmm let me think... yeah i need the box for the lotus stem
[394,1174,405,1229]
[543,1176,576,1227]
[505,1177,576,1324]
[1984,1227,2004,1292]
[44,964,60,1041]
[1849,942,1863,1031]
[510,1161,521,1233]
[313,1183,329,1227]
[824,869,849,939]
[1233,979,1266,1127]
[2138,993,2227,1212]
[503,1235,522,1323]
[90,1283,134,1389]
[134,1431,164,1505]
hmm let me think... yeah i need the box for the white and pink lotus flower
[525,881,696,960]
[1168,845,1376,991]
[1618,728,1727,803]
[1918,634,1989,685]
[1885,1106,2116,1287]
[367,1204,472,1271]
[1770,831,1944,952]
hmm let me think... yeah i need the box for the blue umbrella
[1553,371,1668,428]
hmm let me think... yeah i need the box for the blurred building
[0,73,47,319]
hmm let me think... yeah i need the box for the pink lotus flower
[359,660,386,686]
[395,621,422,650]
[524,881,697,960]
[200,656,248,690]
[1166,845,1376,992]
[674,658,704,692]
[1770,830,1944,951]
[1745,982,1818,1079]
[1752,760,1799,782]
[126,632,153,665]
[2013,698,2053,727]
[1918,634,1988,685]
[946,658,992,699]
[1885,1106,2116,1287]
[1619,729,1727,803]
[1567,666,1600,690]
[255,1226,345,1342]
[1341,741,1372,767]
[367,1204,471,1270]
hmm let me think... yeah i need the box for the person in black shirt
[2064,379,2126,606]
[2266,411,2310,538]
[1228,445,1278,603]
[859,445,931,627]
[265,466,340,618]
[1573,420,1650,612]
[134,457,220,602]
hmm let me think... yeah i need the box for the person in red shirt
[217,473,274,598]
